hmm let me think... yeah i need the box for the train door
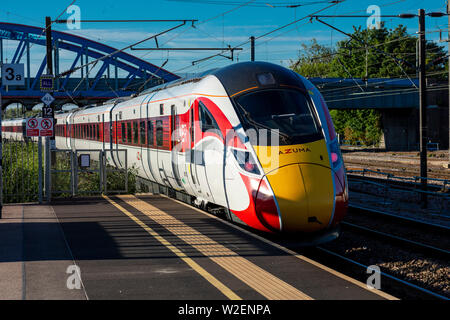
[145,101,157,184]
[67,113,73,150]
[102,114,105,151]
[141,97,155,182]
[194,101,215,203]
[114,113,123,168]
[171,104,184,190]
[187,106,202,196]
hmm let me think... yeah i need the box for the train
[2,62,348,237]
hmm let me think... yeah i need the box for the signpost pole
[0,88,3,218]
[45,16,54,204]
[38,137,43,204]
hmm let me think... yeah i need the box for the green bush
[330,109,382,146]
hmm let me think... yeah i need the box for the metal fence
[50,149,128,199]
[1,142,129,204]
[1,138,43,204]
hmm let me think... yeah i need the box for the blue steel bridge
[0,22,180,110]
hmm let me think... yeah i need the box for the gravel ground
[321,231,450,298]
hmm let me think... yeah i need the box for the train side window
[121,122,126,143]
[147,120,154,146]
[96,124,99,141]
[156,120,163,146]
[140,121,146,145]
[127,122,132,143]
[133,121,139,144]
[199,101,221,136]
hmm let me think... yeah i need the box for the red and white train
[2,62,348,236]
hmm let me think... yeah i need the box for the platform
[0,194,396,300]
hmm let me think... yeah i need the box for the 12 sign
[1,63,25,86]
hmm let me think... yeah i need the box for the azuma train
[2,62,348,236]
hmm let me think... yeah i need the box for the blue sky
[0,0,449,75]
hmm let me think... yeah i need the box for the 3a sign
[26,118,54,137]
[1,63,25,86]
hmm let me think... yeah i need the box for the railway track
[305,205,450,300]
[344,160,450,182]
[309,246,449,300]
[340,221,450,260]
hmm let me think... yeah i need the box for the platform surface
[0,194,396,300]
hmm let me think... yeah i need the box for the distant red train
[3,62,348,239]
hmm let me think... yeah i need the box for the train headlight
[232,149,261,175]
[329,139,342,169]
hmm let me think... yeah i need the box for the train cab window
[156,120,164,147]
[199,102,221,136]
[147,120,154,146]
[133,121,139,144]
[127,122,132,143]
[235,89,321,145]
[140,121,146,145]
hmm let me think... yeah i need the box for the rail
[347,169,450,216]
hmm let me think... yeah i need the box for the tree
[291,39,336,78]
[290,24,447,146]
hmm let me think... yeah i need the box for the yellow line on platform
[168,195,399,301]
[116,194,313,300]
[103,195,241,301]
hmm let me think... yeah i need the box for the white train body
[3,62,348,234]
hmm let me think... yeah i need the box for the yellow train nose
[265,163,334,232]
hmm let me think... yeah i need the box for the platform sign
[40,75,54,92]
[1,63,25,86]
[26,118,54,137]
[40,118,54,136]
[41,93,55,106]
[26,118,40,137]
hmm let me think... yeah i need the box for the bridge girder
[0,22,180,108]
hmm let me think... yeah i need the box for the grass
[2,140,137,203]
[2,140,40,203]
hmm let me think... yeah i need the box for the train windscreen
[234,89,322,145]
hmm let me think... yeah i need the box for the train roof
[211,62,306,97]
